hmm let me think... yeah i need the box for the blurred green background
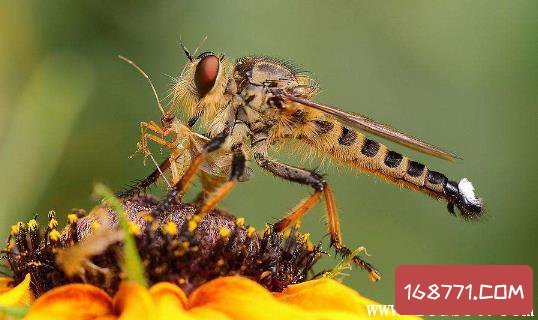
[1,0,536,316]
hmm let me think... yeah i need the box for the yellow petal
[0,278,12,295]
[0,274,32,307]
[149,283,230,320]
[188,276,325,320]
[114,282,154,320]
[148,283,186,319]
[25,284,113,320]
[276,278,422,319]
[275,278,365,313]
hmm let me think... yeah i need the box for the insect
[122,46,484,281]
[117,55,245,202]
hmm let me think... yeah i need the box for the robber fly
[121,46,484,281]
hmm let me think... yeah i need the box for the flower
[0,275,421,319]
[1,189,421,319]
[0,274,32,319]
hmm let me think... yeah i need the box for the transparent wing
[281,93,458,161]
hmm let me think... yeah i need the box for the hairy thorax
[227,57,318,147]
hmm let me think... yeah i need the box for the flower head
[3,194,322,297]
[1,191,421,319]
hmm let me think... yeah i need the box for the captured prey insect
[121,46,484,281]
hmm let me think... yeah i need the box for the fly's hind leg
[324,185,381,281]
[254,153,381,281]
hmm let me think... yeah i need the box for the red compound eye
[195,52,219,97]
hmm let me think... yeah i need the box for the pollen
[219,227,230,238]
[10,223,20,235]
[138,211,153,222]
[188,219,198,233]
[91,221,101,230]
[48,218,58,229]
[217,258,225,267]
[163,221,178,236]
[67,214,78,224]
[177,278,186,285]
[48,230,60,241]
[128,221,141,235]
[181,241,190,249]
[300,233,310,242]
[235,217,245,227]
[247,226,256,237]
[28,219,38,231]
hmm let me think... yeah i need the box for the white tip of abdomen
[458,178,481,206]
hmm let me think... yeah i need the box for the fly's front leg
[151,131,228,217]
[254,153,381,281]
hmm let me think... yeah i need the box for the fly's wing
[281,93,458,161]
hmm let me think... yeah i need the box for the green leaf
[93,183,147,287]
[0,305,29,319]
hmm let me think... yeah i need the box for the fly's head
[172,51,233,127]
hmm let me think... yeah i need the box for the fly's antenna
[192,35,208,57]
[118,55,165,115]
[179,36,193,62]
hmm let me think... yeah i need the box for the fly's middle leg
[254,153,381,281]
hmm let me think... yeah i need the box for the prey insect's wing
[188,131,229,178]
[281,93,458,161]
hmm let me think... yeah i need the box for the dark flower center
[3,195,323,296]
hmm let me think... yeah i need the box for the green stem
[93,184,147,287]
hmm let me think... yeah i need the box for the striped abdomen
[303,119,483,218]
